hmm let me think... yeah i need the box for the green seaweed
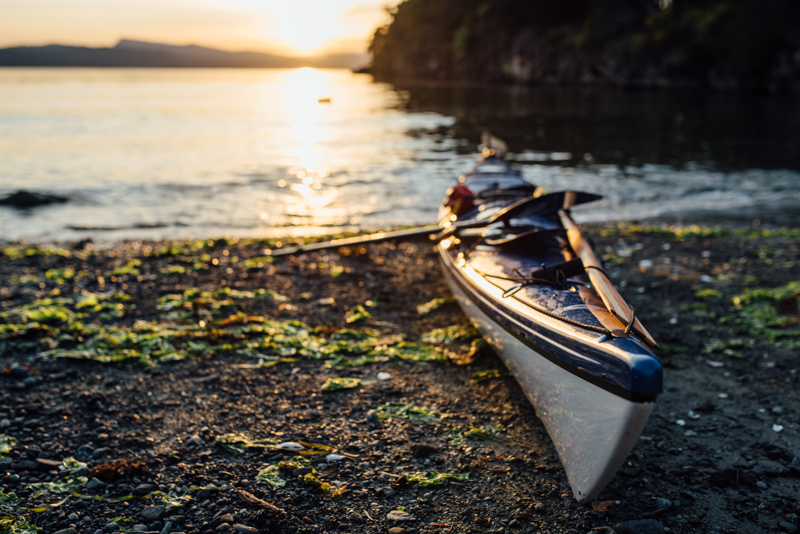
[401,472,468,487]
[256,465,287,489]
[417,297,457,316]
[0,516,41,534]
[370,402,449,423]
[278,456,314,472]
[0,435,16,456]
[321,377,362,392]
[0,489,23,512]
[447,425,504,445]
[110,259,142,277]
[695,288,722,300]
[345,305,371,324]
[214,432,277,455]
[420,324,480,344]
[471,369,509,382]
[28,476,87,498]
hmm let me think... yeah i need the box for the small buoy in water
[318,97,331,104]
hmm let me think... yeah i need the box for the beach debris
[687,410,700,419]
[277,442,305,452]
[705,359,724,368]
[325,454,346,462]
[89,459,148,482]
[773,424,784,432]
[345,305,371,324]
[400,472,468,487]
[370,402,449,423]
[417,297,456,316]
[321,377,362,392]
[377,372,392,381]
[256,465,287,489]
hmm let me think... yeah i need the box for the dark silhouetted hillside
[0,40,369,69]
[365,0,800,90]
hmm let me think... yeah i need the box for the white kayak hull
[442,256,655,502]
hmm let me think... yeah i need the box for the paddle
[558,209,659,348]
[263,190,602,257]
[262,225,442,257]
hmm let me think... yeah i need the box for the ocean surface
[1,68,799,243]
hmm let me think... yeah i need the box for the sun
[269,0,353,54]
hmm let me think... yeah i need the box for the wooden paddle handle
[558,210,659,349]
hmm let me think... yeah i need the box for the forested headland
[364,0,800,91]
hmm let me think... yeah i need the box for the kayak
[437,150,662,502]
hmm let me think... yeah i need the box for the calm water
[1,68,799,242]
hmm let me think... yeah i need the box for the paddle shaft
[558,210,658,348]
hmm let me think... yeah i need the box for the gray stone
[86,478,107,490]
[386,511,415,522]
[534,503,546,513]
[133,483,157,496]
[105,524,120,532]
[756,481,768,489]
[613,519,665,534]
[148,521,163,532]
[142,506,165,522]
[132,525,149,532]
[233,525,259,534]
[780,522,799,534]
[53,529,77,534]
[656,498,672,510]
[388,528,406,534]
[791,457,800,475]
[92,447,112,459]
[218,514,234,525]
[159,521,173,534]
[13,460,39,471]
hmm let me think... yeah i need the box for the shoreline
[1,221,799,534]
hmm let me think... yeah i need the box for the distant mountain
[0,39,369,69]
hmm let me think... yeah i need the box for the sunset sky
[0,0,394,56]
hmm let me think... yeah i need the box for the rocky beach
[1,222,799,534]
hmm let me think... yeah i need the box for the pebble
[86,478,107,490]
[613,519,665,534]
[92,447,112,459]
[534,503,546,513]
[105,524,120,532]
[53,529,77,534]
[388,528,406,534]
[160,521,173,534]
[386,511,415,522]
[218,514,234,525]
[656,498,672,510]
[148,522,164,532]
[780,522,799,534]
[756,481,768,489]
[142,506,166,522]
[233,525,259,534]
[133,483,157,496]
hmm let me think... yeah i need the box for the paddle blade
[489,191,602,226]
